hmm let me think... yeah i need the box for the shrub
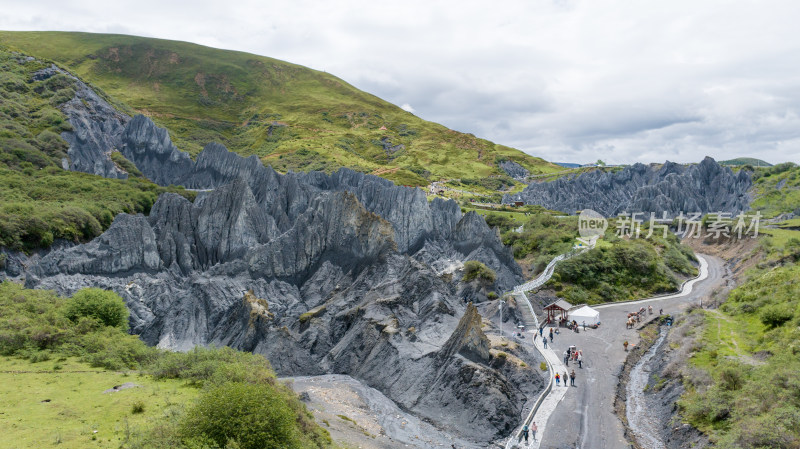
[462,260,497,285]
[29,349,52,363]
[79,328,156,370]
[760,304,794,328]
[148,346,275,386]
[179,382,309,449]
[64,288,129,330]
[131,400,145,414]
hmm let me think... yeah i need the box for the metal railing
[512,248,583,294]
[502,247,586,449]
[502,253,707,448]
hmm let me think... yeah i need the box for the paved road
[535,254,726,449]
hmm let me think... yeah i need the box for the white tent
[569,305,600,325]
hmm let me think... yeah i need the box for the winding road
[510,254,725,449]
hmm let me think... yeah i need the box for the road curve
[533,254,725,449]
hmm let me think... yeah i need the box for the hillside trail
[706,308,762,366]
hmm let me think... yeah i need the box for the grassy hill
[0,31,560,186]
[0,46,193,251]
[677,229,800,448]
[0,282,333,449]
[720,157,772,167]
[750,162,800,218]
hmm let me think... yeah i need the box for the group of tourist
[534,325,560,348]
[554,369,577,387]
[563,345,583,368]
[519,421,537,444]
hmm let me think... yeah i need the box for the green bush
[78,327,156,370]
[64,288,129,330]
[502,213,577,260]
[179,382,316,449]
[678,256,800,446]
[549,237,695,304]
[462,260,497,285]
[760,304,794,328]
[484,213,517,232]
[148,346,276,386]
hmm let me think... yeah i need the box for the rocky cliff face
[499,160,530,180]
[505,158,752,216]
[57,68,129,178]
[23,174,530,442]
[119,114,195,186]
[19,73,536,444]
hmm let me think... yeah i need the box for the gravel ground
[284,374,478,449]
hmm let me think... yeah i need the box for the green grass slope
[677,231,800,448]
[0,46,192,251]
[0,31,560,186]
[749,162,800,218]
[719,157,772,167]
[0,282,333,449]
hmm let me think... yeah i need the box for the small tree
[64,288,129,330]
[759,304,794,328]
[180,382,305,449]
[462,261,497,286]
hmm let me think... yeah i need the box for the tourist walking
[531,422,537,441]
[543,338,548,349]
[563,371,569,387]
[563,351,569,366]
[555,373,560,386]
[570,369,576,386]
[521,424,529,443]
[578,352,583,368]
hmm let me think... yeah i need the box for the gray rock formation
[504,158,752,216]
[23,175,534,443]
[31,64,60,81]
[499,160,529,180]
[54,64,189,182]
[118,114,194,186]
[59,74,130,179]
[379,136,405,155]
[21,67,538,444]
[48,72,518,290]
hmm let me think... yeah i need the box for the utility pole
[499,299,506,336]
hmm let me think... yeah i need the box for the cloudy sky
[3,0,800,164]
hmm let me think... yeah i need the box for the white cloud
[400,103,415,113]
[2,0,800,164]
